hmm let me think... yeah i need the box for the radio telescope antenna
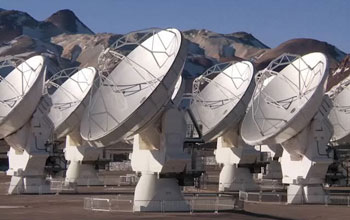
[328,75,350,144]
[80,28,188,211]
[0,55,48,194]
[46,66,100,187]
[46,66,97,139]
[241,52,333,204]
[81,28,186,146]
[190,61,259,191]
[0,56,45,138]
[191,61,255,141]
[242,53,328,145]
[1,60,98,194]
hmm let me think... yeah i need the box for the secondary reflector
[0,56,46,138]
[80,28,187,146]
[190,61,255,141]
[241,52,329,145]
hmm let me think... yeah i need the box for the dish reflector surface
[328,77,350,141]
[0,55,45,138]
[80,28,186,146]
[190,61,255,141]
[47,67,96,138]
[241,52,328,145]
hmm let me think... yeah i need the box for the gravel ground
[1,172,350,220]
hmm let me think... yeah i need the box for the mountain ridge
[0,8,348,83]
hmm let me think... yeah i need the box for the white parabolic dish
[190,61,255,142]
[80,28,187,147]
[0,55,45,138]
[328,78,350,141]
[47,67,96,138]
[241,52,329,145]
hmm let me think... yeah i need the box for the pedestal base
[133,173,189,212]
[8,176,50,194]
[219,164,259,192]
[65,162,102,186]
[287,184,325,204]
[6,147,50,194]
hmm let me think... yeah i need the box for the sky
[1,0,350,52]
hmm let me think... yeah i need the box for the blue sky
[1,0,349,52]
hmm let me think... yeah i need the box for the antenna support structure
[241,53,333,204]
[190,61,259,191]
[81,28,190,211]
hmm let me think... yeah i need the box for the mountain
[49,28,268,79]
[0,9,93,45]
[183,29,268,60]
[0,8,348,84]
[0,35,61,58]
[46,9,94,35]
[0,10,42,43]
[327,55,350,90]
[254,38,346,71]
[182,30,268,78]
[51,33,116,67]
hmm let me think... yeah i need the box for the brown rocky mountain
[254,38,346,71]
[327,55,350,91]
[0,9,93,45]
[46,9,94,35]
[183,29,269,61]
[51,33,115,66]
[0,8,348,82]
